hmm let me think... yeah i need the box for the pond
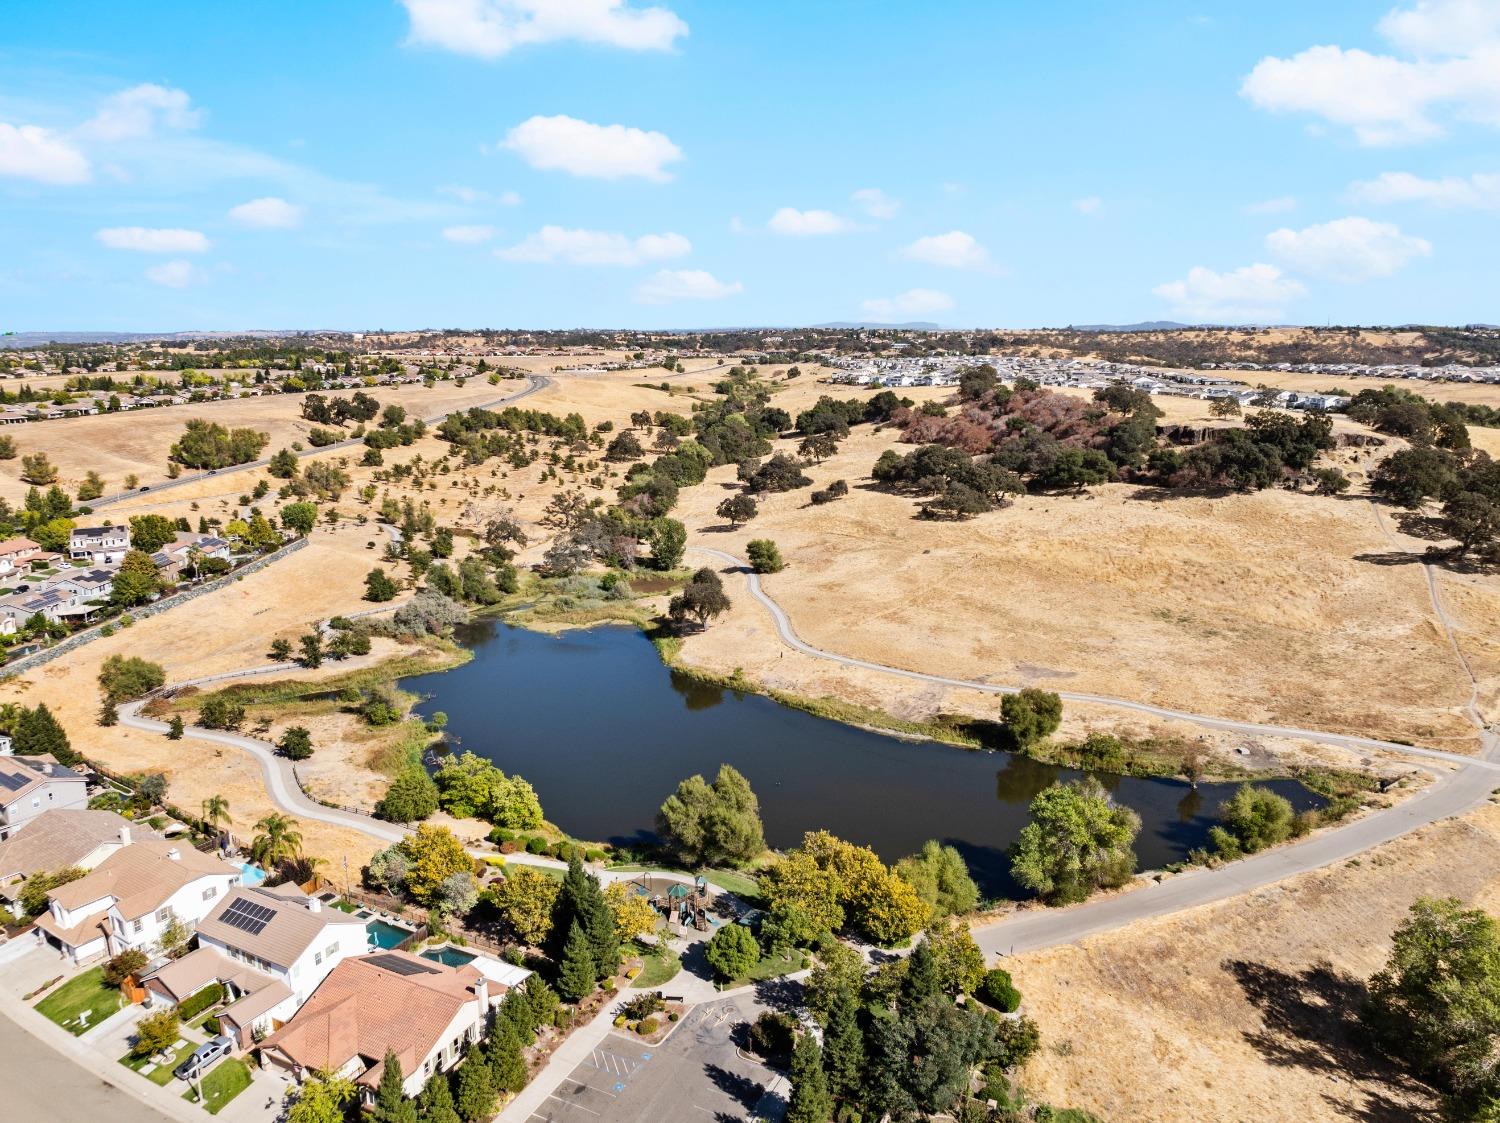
[401,621,1325,898]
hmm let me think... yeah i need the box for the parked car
[174,1035,233,1080]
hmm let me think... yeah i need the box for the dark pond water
[401,621,1325,898]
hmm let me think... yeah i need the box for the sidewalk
[498,997,624,1121]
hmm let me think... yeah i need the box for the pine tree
[167,714,184,740]
[372,1049,417,1123]
[557,920,596,1003]
[14,703,75,764]
[417,1072,459,1123]
[898,937,941,1016]
[486,1017,529,1094]
[787,1032,834,1123]
[497,991,536,1045]
[453,1055,496,1123]
[583,890,620,981]
[98,697,118,727]
[549,856,593,958]
[822,982,865,1105]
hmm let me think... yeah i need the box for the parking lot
[527,997,788,1123]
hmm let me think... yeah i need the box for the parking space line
[562,1078,615,1097]
[547,1093,601,1116]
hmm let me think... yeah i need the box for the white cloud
[1265,216,1432,282]
[1240,1,1500,145]
[851,187,900,219]
[766,207,853,236]
[1244,195,1298,214]
[899,230,992,270]
[401,0,687,59]
[78,84,201,141]
[228,196,304,228]
[502,114,681,181]
[96,227,210,254]
[496,225,689,265]
[439,185,522,205]
[1073,195,1103,215]
[860,289,953,321]
[634,269,743,304]
[443,224,499,243]
[144,259,201,288]
[1347,170,1500,208]
[0,123,90,184]
[1153,263,1307,321]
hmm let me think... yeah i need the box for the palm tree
[249,813,303,870]
[201,794,230,832]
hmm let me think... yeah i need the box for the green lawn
[724,951,806,989]
[632,945,681,989]
[329,898,359,913]
[120,1041,196,1086]
[182,1058,252,1114]
[34,967,127,1034]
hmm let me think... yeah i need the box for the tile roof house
[68,526,130,566]
[0,756,89,841]
[32,839,241,964]
[0,812,158,913]
[259,950,502,1100]
[143,884,368,1047]
[0,537,39,576]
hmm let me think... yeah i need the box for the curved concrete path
[93,374,551,508]
[689,544,1499,954]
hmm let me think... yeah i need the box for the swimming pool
[238,863,267,887]
[421,946,477,968]
[365,918,413,950]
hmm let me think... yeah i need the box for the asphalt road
[91,374,550,509]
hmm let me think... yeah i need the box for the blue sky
[1,0,1497,330]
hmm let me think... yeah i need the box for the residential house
[151,533,234,582]
[259,950,504,1102]
[0,813,158,915]
[143,884,368,1047]
[0,585,104,632]
[32,840,241,964]
[0,537,39,577]
[69,526,130,566]
[48,568,115,604]
[0,756,89,841]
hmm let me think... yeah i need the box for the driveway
[522,997,787,1123]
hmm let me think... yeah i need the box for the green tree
[746,538,785,573]
[128,514,178,553]
[821,981,865,1104]
[76,471,105,502]
[398,824,472,904]
[287,1073,356,1123]
[13,703,75,764]
[1010,778,1140,905]
[268,448,299,478]
[1442,491,1500,559]
[1364,897,1500,1116]
[666,566,731,629]
[103,947,149,986]
[110,549,162,606]
[377,767,439,824]
[249,813,303,869]
[20,452,58,484]
[704,923,760,981]
[277,726,314,761]
[557,920,596,1002]
[98,655,165,704]
[787,1031,834,1123]
[299,632,323,668]
[167,714,185,740]
[281,501,318,536]
[132,1009,180,1057]
[894,840,979,919]
[371,1049,417,1123]
[417,1073,460,1123]
[490,865,559,947]
[453,1054,496,1123]
[656,763,766,866]
[648,517,686,570]
[1209,784,1295,858]
[485,1017,528,1094]
[365,568,399,602]
[269,637,293,661]
[170,419,268,469]
[716,493,758,527]
[1001,688,1063,748]
[198,694,245,731]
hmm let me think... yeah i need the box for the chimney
[474,975,489,1020]
[307,897,321,914]
[166,846,180,861]
[119,825,132,847]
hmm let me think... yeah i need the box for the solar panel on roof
[219,897,276,936]
[0,771,28,792]
[366,953,439,976]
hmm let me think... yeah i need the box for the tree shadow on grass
[1225,959,1440,1123]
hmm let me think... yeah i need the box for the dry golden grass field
[1011,796,1500,1123]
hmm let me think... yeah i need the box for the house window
[131,919,143,934]
[313,952,322,966]
[325,943,337,959]
[203,886,217,902]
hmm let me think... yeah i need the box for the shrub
[746,539,785,574]
[488,827,516,845]
[525,835,548,854]
[177,982,225,1021]
[977,967,1022,1012]
[133,1009,181,1058]
[748,1010,797,1062]
[103,948,149,986]
[637,1017,658,1035]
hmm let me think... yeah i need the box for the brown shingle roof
[260,951,481,1080]
[47,839,237,919]
[197,886,364,970]
[0,810,159,888]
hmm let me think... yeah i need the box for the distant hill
[809,321,943,331]
[0,329,315,348]
[1066,321,1195,332]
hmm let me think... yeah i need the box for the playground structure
[628,874,715,932]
